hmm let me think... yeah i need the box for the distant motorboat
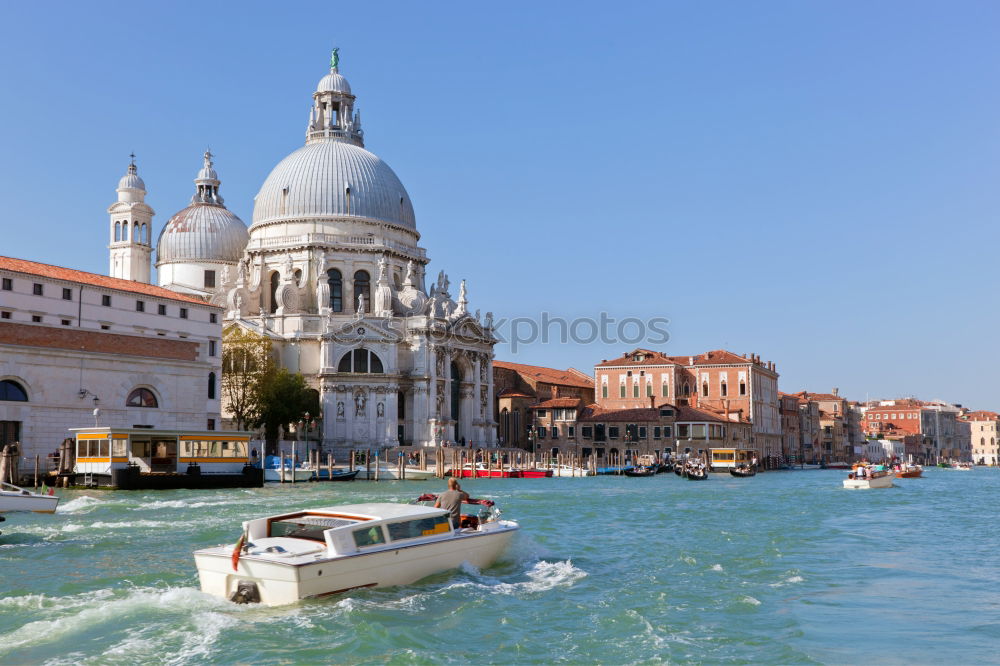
[895,465,923,479]
[844,465,893,489]
[824,462,850,470]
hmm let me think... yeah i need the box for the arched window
[114,222,121,242]
[126,387,158,408]
[353,270,370,311]
[269,271,280,313]
[393,272,402,290]
[327,269,343,312]
[739,381,747,396]
[683,383,691,397]
[702,382,709,397]
[294,269,302,287]
[345,186,351,215]
[208,372,216,400]
[720,381,728,397]
[121,221,128,241]
[0,379,28,402]
[337,349,384,374]
[141,223,148,245]
[981,437,986,447]
[133,222,140,242]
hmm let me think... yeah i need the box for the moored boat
[729,465,756,478]
[194,499,518,606]
[824,461,851,470]
[0,481,59,514]
[354,465,437,480]
[517,468,555,478]
[624,465,657,477]
[685,467,708,481]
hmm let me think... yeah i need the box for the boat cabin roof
[293,502,449,522]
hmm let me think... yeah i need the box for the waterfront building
[779,393,801,461]
[959,410,999,465]
[863,399,969,462]
[493,361,594,448]
[0,256,223,461]
[593,349,781,460]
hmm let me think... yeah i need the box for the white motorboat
[544,465,594,477]
[0,481,60,513]
[194,499,518,606]
[352,465,437,480]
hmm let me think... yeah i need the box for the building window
[158,304,167,315]
[100,324,110,330]
[582,426,593,439]
[720,382,728,397]
[536,410,548,418]
[31,315,41,323]
[207,419,216,431]
[602,385,608,399]
[663,426,672,437]
[180,308,188,319]
[1,278,11,291]
[353,270,371,311]
[62,288,72,300]
[632,385,639,398]
[608,426,620,440]
[61,319,70,326]
[638,426,647,438]
[337,348,384,373]
[209,340,217,356]
[126,387,158,408]
[269,271,280,313]
[537,427,546,439]
[210,313,218,324]
[739,381,746,396]
[327,269,343,312]
[552,427,559,439]
[619,385,626,398]
[0,311,9,319]
[208,372,216,399]
[568,426,575,438]
[702,382,709,397]
[654,427,661,439]
[659,408,674,417]
[136,300,145,312]
[102,294,111,306]
[662,383,668,397]
[646,384,653,397]
[0,380,29,402]
[204,270,216,289]
[32,283,43,296]
[683,383,690,397]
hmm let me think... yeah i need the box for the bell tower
[108,155,154,283]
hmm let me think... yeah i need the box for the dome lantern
[307,48,363,147]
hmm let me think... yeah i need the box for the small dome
[118,163,145,191]
[316,70,351,95]
[156,205,249,264]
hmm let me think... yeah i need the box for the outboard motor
[229,580,261,604]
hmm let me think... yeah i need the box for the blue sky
[1,1,999,407]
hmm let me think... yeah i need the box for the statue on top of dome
[330,47,340,70]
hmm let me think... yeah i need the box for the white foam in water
[739,595,762,606]
[711,564,724,571]
[56,496,105,514]
[487,560,588,595]
[0,587,224,653]
[786,575,803,584]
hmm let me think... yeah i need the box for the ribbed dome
[251,139,416,230]
[118,162,145,191]
[156,204,249,264]
[317,70,351,94]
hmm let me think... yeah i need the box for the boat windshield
[386,515,451,541]
[270,515,358,541]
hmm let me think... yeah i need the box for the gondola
[729,466,756,478]
[624,465,657,477]
[685,467,708,481]
[656,463,673,474]
[673,464,684,477]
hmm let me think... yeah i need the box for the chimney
[689,356,694,365]
[552,386,560,398]
[650,395,655,409]
[832,387,839,397]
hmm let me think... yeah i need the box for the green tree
[251,367,320,454]
[221,326,274,430]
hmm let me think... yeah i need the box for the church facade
[148,54,498,449]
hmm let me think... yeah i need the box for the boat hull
[896,470,922,478]
[517,469,554,478]
[263,468,315,483]
[729,468,756,478]
[195,524,517,606]
[0,491,59,513]
[843,475,893,489]
[354,466,437,480]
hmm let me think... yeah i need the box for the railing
[247,232,425,258]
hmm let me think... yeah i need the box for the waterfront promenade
[0,468,995,664]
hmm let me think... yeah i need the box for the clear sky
[1,1,999,407]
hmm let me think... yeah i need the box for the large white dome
[251,139,416,231]
[156,204,249,264]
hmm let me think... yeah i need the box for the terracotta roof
[668,350,754,366]
[497,389,534,399]
[595,349,678,368]
[0,256,216,307]
[532,398,583,409]
[596,349,772,371]
[961,410,1000,421]
[577,404,664,423]
[493,360,594,389]
[675,404,746,424]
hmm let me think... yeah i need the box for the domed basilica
[108,52,498,448]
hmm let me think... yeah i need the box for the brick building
[593,349,781,458]
[959,410,999,465]
[493,361,594,448]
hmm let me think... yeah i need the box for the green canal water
[1,468,997,664]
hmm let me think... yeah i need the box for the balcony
[247,232,426,258]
